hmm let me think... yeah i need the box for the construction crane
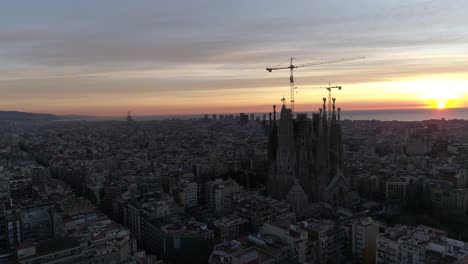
[325,83,341,116]
[297,84,341,116]
[266,56,365,112]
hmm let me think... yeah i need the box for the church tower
[267,97,349,207]
[329,98,340,177]
[315,98,330,201]
[267,106,279,198]
[272,104,296,199]
[295,113,315,201]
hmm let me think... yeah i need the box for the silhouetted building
[239,113,249,125]
[267,98,349,206]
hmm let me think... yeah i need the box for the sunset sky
[1,0,468,116]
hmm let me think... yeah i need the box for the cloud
[1,0,468,114]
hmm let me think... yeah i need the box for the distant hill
[0,111,89,121]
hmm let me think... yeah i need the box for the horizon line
[17,106,463,118]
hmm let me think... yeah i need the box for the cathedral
[267,98,350,207]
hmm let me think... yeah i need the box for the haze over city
[1,0,468,116]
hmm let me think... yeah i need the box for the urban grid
[1,1,468,264]
[1,100,468,263]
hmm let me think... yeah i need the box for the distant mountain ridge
[0,111,88,121]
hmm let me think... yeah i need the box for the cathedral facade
[267,98,349,207]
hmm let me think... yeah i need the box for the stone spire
[295,111,314,202]
[322,98,327,120]
[315,98,330,201]
[273,105,277,123]
[337,108,341,122]
[331,98,337,123]
[268,105,279,198]
[329,98,340,177]
[337,107,344,173]
[274,103,296,199]
[272,105,278,160]
[324,98,349,208]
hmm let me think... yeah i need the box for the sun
[400,79,466,109]
[436,101,446,109]
[429,99,451,109]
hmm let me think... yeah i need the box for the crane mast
[289,58,296,112]
[266,56,364,113]
[297,84,342,116]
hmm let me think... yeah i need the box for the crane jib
[265,56,364,112]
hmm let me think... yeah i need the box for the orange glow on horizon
[4,77,467,116]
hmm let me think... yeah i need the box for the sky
[1,0,468,116]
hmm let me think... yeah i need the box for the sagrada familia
[267,97,350,209]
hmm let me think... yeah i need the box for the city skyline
[1,0,468,115]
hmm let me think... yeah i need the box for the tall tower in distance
[127,111,133,122]
[267,98,350,207]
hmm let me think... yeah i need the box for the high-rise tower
[127,111,133,122]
